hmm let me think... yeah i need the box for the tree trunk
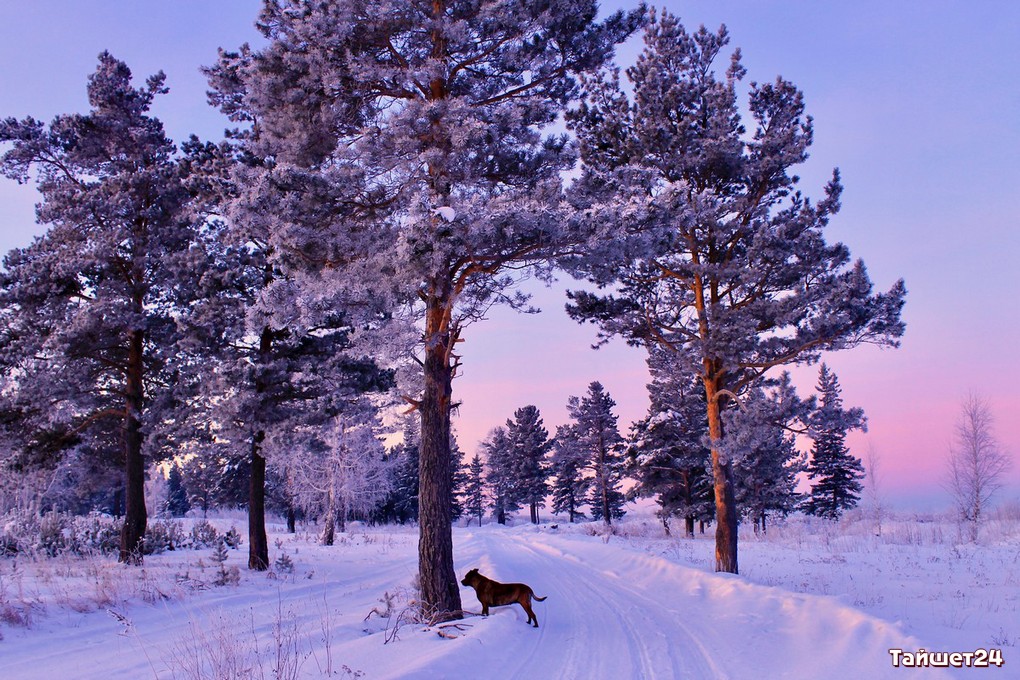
[248,438,269,570]
[286,506,296,533]
[685,515,695,538]
[321,485,336,546]
[248,324,275,571]
[705,377,738,574]
[662,515,671,537]
[417,289,463,622]
[530,502,538,524]
[119,328,147,564]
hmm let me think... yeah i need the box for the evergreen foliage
[562,13,905,572]
[803,365,865,519]
[505,405,552,524]
[726,374,807,532]
[482,426,519,525]
[463,453,486,527]
[628,349,712,536]
[566,382,626,524]
[0,54,194,563]
[549,424,590,523]
[206,0,643,620]
[165,463,191,518]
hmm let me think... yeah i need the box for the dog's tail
[533,595,547,601]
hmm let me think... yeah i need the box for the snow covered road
[3,525,955,679]
[407,528,948,680]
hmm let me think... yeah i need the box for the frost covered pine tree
[629,348,713,537]
[727,374,807,534]
[549,424,590,523]
[0,54,193,563]
[206,0,643,621]
[567,382,626,525]
[178,156,391,571]
[564,13,905,572]
[803,365,866,520]
[505,405,552,524]
[482,426,520,525]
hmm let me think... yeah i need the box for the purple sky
[2,1,1017,510]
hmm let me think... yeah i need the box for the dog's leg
[521,599,538,627]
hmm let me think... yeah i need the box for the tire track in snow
[463,531,726,679]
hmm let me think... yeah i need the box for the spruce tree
[628,349,712,537]
[0,54,194,563]
[549,424,589,523]
[727,375,807,533]
[567,382,626,525]
[804,365,865,519]
[463,453,486,527]
[564,13,905,572]
[165,463,191,517]
[505,405,552,524]
[483,426,519,525]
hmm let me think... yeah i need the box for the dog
[460,568,547,627]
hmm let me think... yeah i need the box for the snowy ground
[1,511,1017,679]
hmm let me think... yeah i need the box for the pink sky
[2,1,1018,511]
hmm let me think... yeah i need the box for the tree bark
[119,328,147,564]
[287,506,297,533]
[705,376,738,574]
[248,324,274,570]
[248,438,269,570]
[685,515,695,538]
[418,287,463,622]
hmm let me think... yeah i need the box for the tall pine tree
[564,13,905,572]
[206,0,642,621]
[0,54,194,563]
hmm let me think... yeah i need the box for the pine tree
[463,454,486,527]
[804,365,865,519]
[206,0,643,621]
[450,433,467,522]
[726,374,807,533]
[0,54,194,563]
[385,418,421,525]
[563,13,905,572]
[549,425,590,523]
[566,382,626,525]
[482,426,519,525]
[628,349,713,537]
[505,405,552,524]
[165,463,191,517]
[176,135,393,571]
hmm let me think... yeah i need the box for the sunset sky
[1,1,1017,510]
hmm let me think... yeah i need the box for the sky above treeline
[1,1,1017,510]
